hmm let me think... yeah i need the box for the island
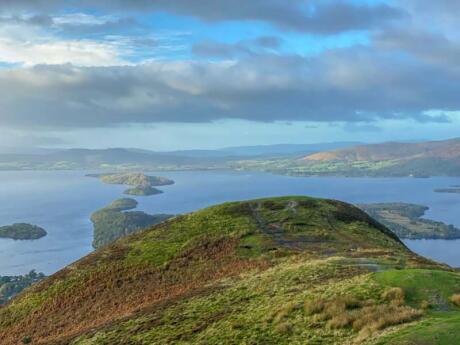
[0,223,47,240]
[0,270,45,305]
[91,198,173,248]
[124,185,163,196]
[359,203,460,239]
[434,186,460,193]
[87,172,174,196]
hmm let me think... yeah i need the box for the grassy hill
[1,196,459,345]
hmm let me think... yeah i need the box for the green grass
[0,196,456,345]
[70,257,376,345]
[374,313,460,345]
[373,269,460,309]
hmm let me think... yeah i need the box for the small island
[0,223,47,240]
[91,198,173,248]
[359,203,460,239]
[87,172,174,196]
[434,186,460,194]
[124,185,163,196]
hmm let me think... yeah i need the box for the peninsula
[359,203,460,239]
[91,198,172,248]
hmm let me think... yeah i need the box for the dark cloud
[375,29,460,70]
[0,46,458,130]
[0,0,458,131]
[254,36,282,49]
[401,0,460,15]
[0,14,53,26]
[0,13,142,37]
[0,0,406,34]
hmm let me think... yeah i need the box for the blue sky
[0,0,459,150]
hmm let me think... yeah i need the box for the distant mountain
[151,142,361,158]
[218,142,361,157]
[0,142,362,171]
[0,148,207,170]
[3,196,453,345]
[303,138,460,163]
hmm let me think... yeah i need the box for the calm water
[0,170,459,275]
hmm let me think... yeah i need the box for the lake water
[0,170,459,275]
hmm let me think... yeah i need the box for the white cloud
[0,37,127,66]
[0,16,130,67]
[53,13,115,26]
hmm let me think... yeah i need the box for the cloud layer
[0,1,406,34]
[0,46,456,129]
[0,0,458,132]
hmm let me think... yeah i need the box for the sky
[0,0,459,151]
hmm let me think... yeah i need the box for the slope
[0,197,457,345]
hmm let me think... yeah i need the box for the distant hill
[3,196,460,345]
[0,142,361,171]
[232,138,460,177]
[303,138,460,163]
[0,148,211,170]
[296,138,460,177]
[218,142,361,157]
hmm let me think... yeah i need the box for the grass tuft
[304,294,422,339]
[450,294,460,307]
[381,287,405,306]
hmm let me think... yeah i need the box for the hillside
[1,197,459,345]
[303,138,460,163]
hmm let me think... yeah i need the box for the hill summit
[1,197,458,345]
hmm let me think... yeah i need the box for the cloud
[192,36,282,58]
[0,37,127,66]
[375,29,460,71]
[0,1,406,34]
[0,0,458,134]
[0,45,458,130]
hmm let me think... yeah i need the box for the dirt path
[249,202,332,251]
